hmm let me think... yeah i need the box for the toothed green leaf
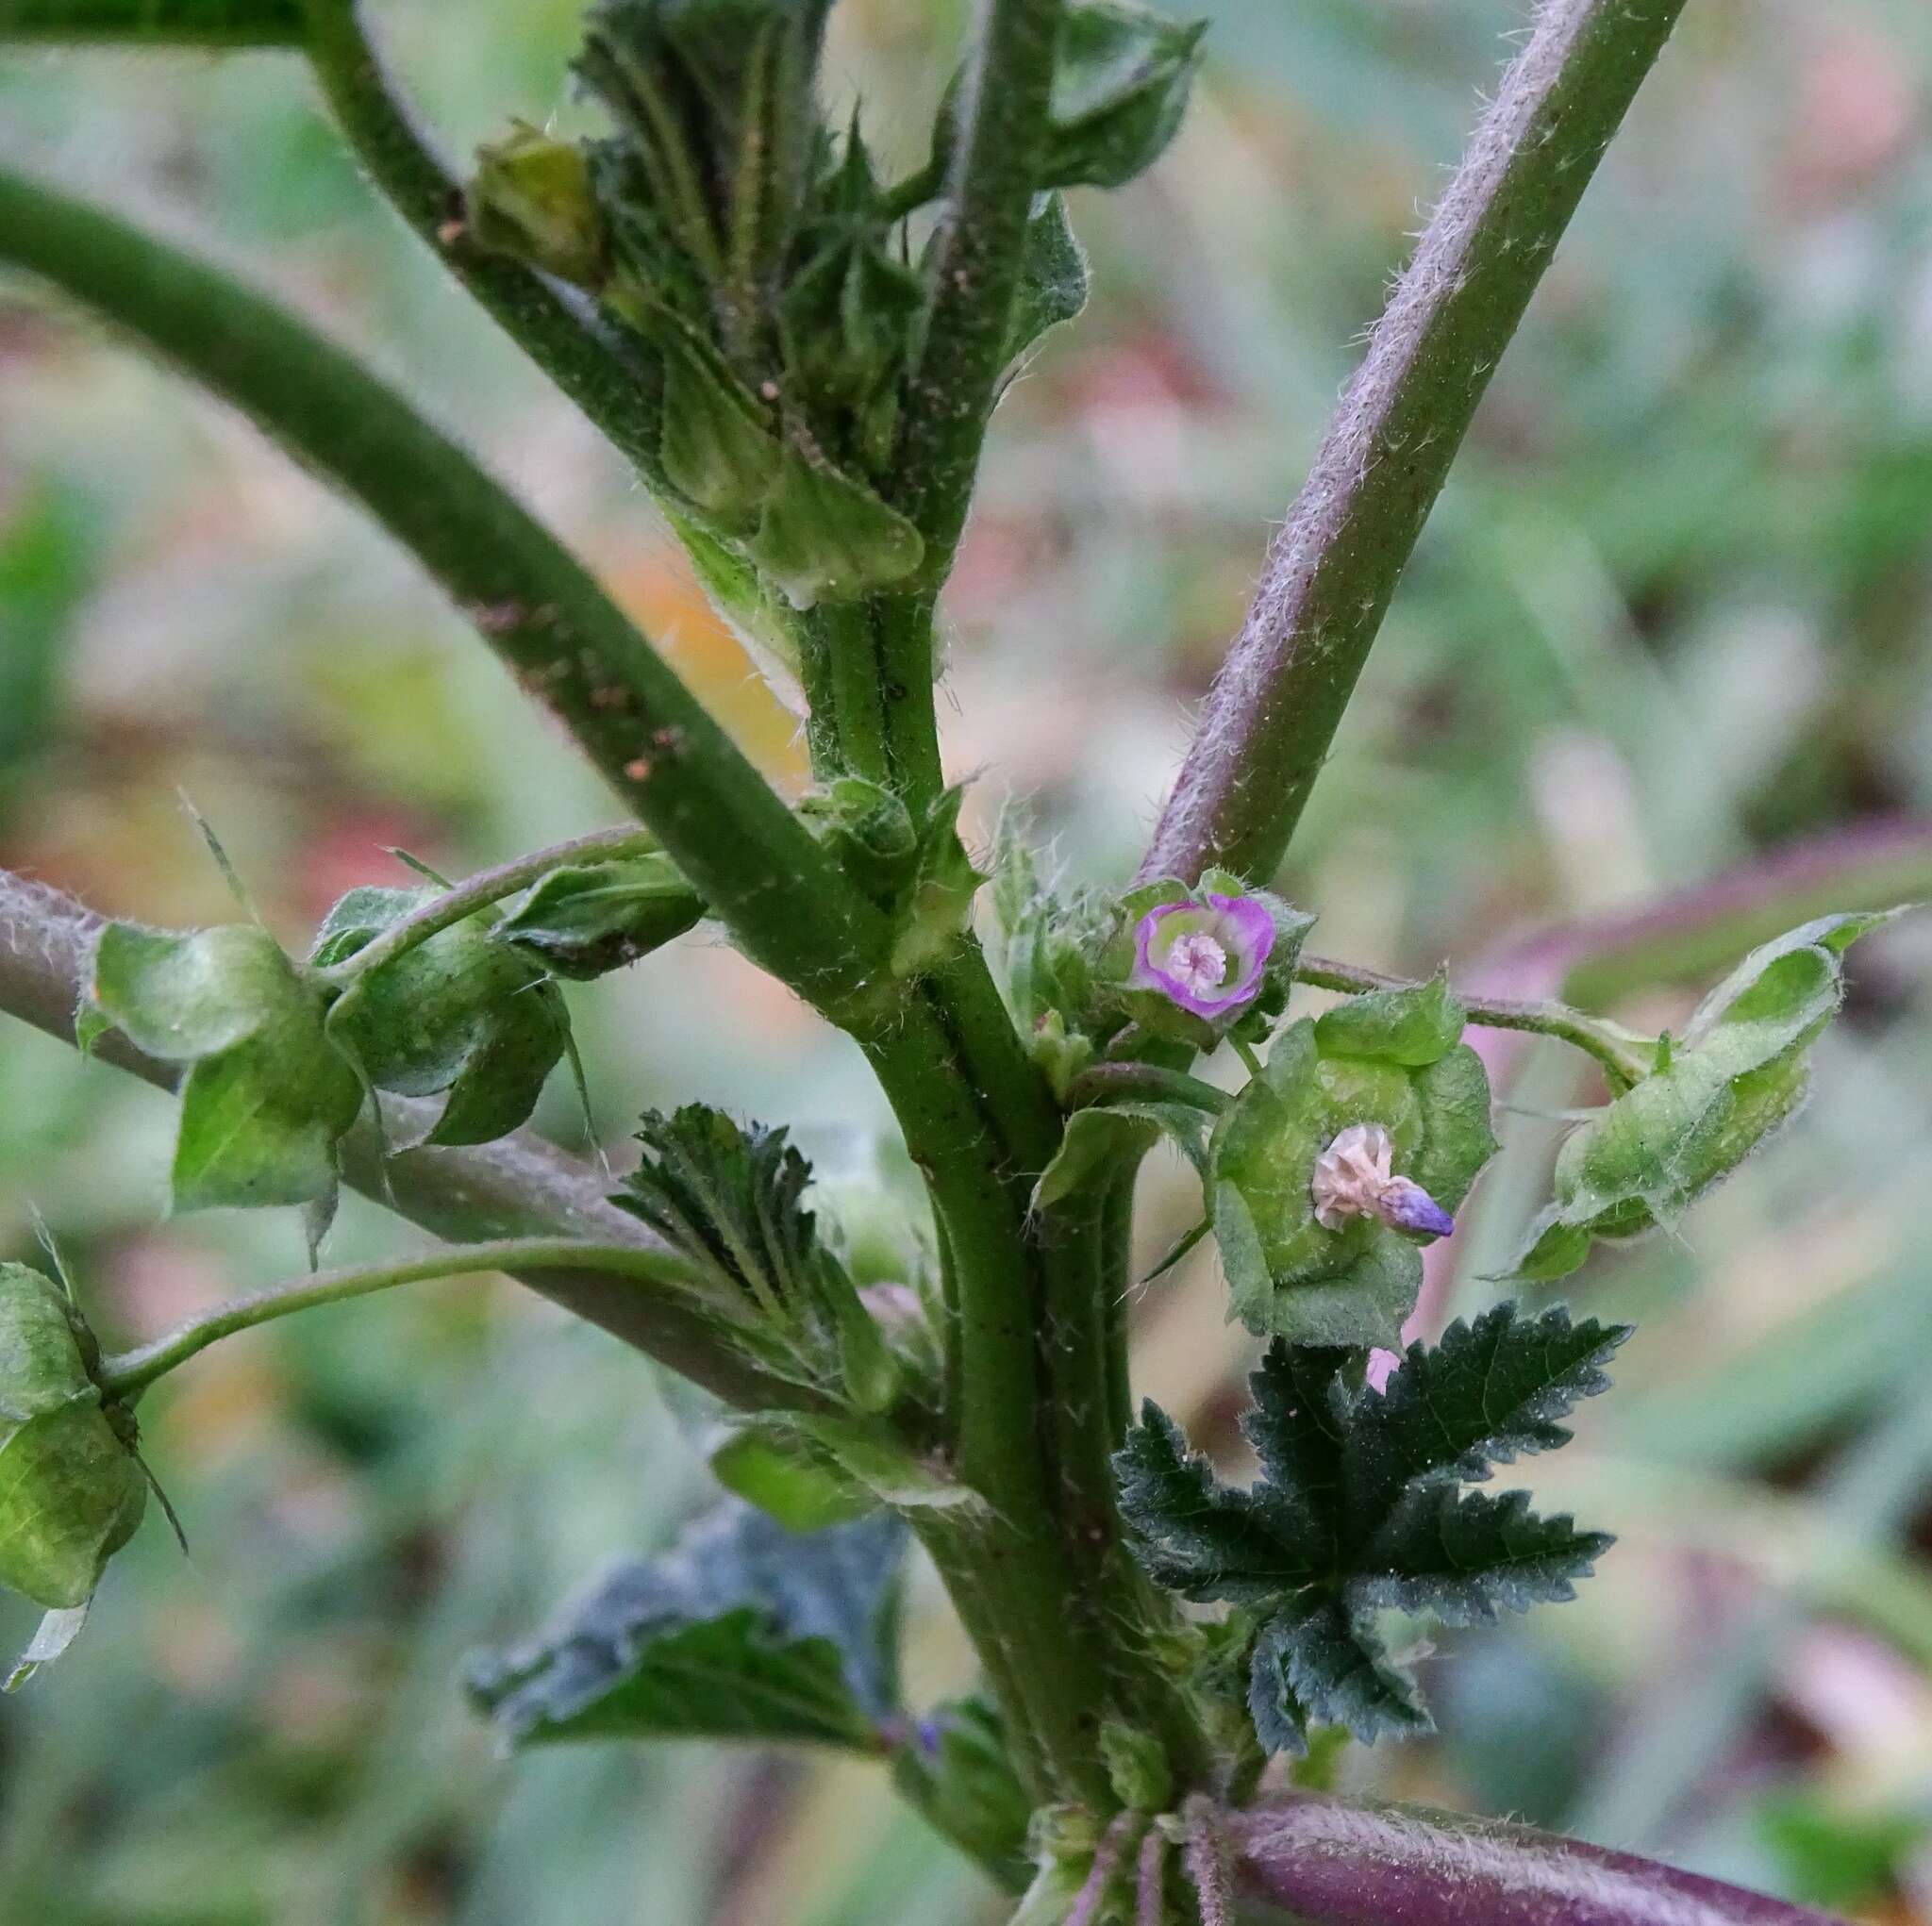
[1249,1602,1432,1752]
[614,1106,899,1409]
[1116,1306,1623,1753]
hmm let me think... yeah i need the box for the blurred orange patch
[598,541,811,794]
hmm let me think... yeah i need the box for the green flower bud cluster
[465,0,1204,624]
[0,1264,146,1620]
[1509,911,1897,1281]
[1210,977,1497,1350]
[469,0,924,612]
[85,850,705,1228]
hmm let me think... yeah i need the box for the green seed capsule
[0,1265,146,1612]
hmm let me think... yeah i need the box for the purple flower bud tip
[915,1718,944,1757]
[1130,891,1275,1019]
[1380,1180,1455,1239]
[1311,1125,1455,1240]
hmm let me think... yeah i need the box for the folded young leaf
[892,1696,1034,1894]
[615,1106,904,1410]
[1508,909,1901,1280]
[499,855,704,979]
[1116,1304,1625,1752]
[464,1503,905,1752]
[1002,193,1090,370]
[708,1421,875,1533]
[1033,1098,1209,1211]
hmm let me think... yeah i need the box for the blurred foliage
[3,0,1932,1920]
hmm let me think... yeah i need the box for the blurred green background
[5,0,1932,1919]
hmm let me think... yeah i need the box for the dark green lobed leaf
[1115,1304,1623,1754]
[1249,1602,1431,1753]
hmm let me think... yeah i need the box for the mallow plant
[0,1,1894,1920]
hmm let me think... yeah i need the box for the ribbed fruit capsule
[0,1264,146,1612]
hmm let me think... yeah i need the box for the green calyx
[465,123,608,287]
[313,888,569,1151]
[91,921,362,1216]
[0,1263,146,1616]
[1210,977,1496,1350]
[1509,910,1901,1281]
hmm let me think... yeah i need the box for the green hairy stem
[0,0,300,42]
[893,0,1065,579]
[101,1239,703,1397]
[299,0,673,487]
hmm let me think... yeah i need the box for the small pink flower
[1130,892,1275,1020]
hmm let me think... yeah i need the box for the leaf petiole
[99,1237,703,1399]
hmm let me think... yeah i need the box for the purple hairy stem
[1182,1796,1235,1926]
[1228,1795,1848,1926]
[1069,1812,1141,1926]
[1137,1823,1170,1926]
